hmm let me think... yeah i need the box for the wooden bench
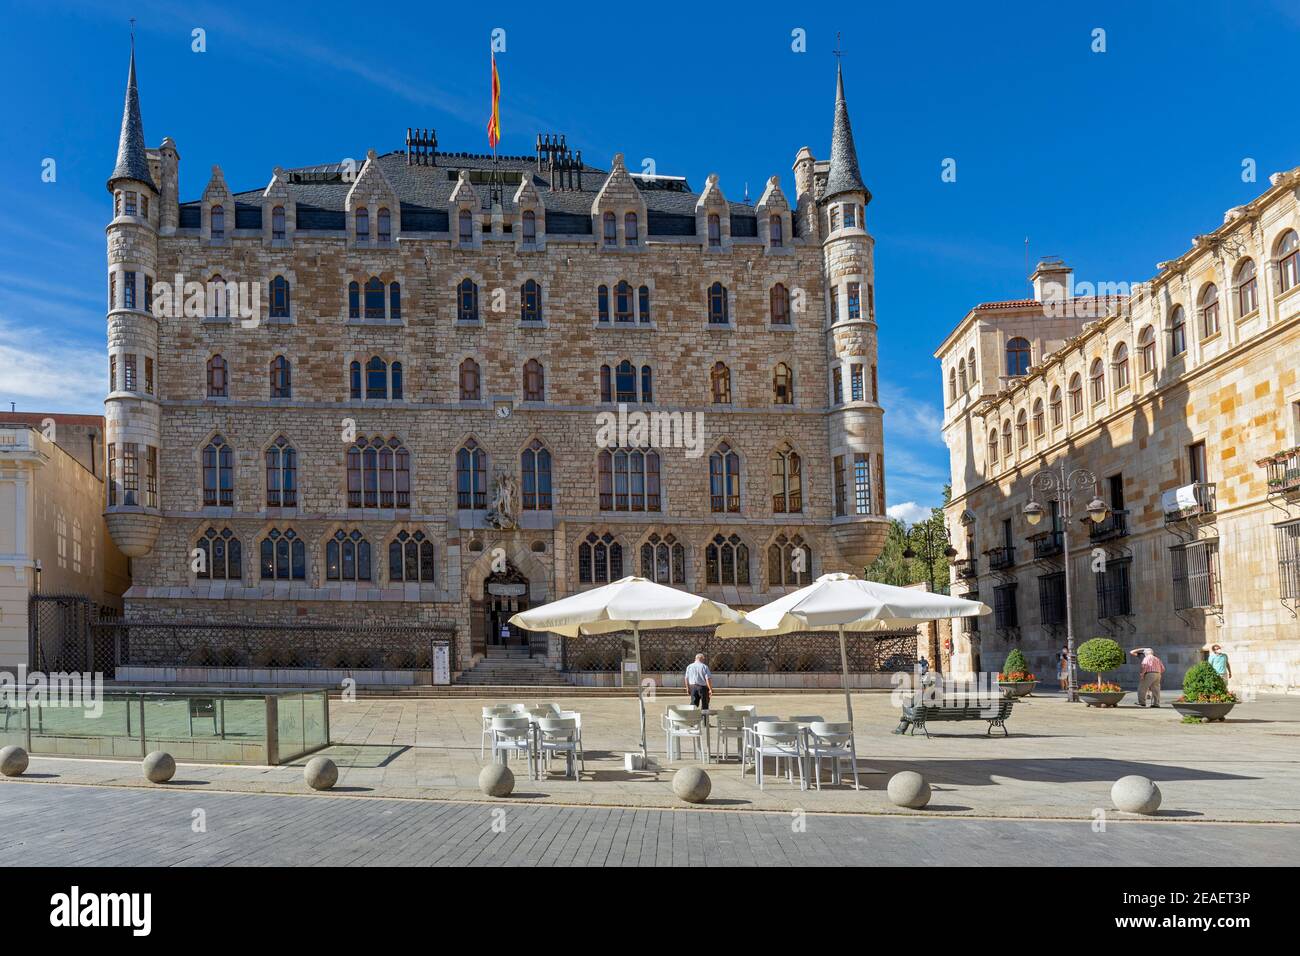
[900,695,1015,737]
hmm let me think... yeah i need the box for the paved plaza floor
[2,782,1296,866]
[4,690,1300,824]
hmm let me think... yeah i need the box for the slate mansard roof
[177,150,762,238]
[108,46,152,189]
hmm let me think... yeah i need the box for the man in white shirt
[685,654,713,709]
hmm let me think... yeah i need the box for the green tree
[1077,637,1124,685]
[864,485,955,592]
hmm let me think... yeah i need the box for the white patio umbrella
[509,576,743,760]
[714,573,990,724]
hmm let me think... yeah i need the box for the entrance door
[484,564,530,649]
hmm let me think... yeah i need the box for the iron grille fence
[560,628,917,673]
[94,620,456,671]
[1038,572,1066,626]
[28,594,116,674]
[1095,558,1133,619]
[1170,541,1221,610]
[1276,519,1300,601]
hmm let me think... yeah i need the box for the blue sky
[2,0,1297,518]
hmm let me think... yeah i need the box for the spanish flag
[486,52,501,150]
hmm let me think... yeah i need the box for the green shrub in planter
[1001,648,1030,679]
[1182,661,1235,703]
[1077,637,1125,686]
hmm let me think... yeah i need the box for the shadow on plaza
[859,756,1254,788]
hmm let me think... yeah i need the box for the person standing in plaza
[1058,646,1070,692]
[1130,646,1166,707]
[1208,644,1233,681]
[685,654,713,710]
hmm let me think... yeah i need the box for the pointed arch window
[773,363,794,405]
[346,436,411,509]
[349,361,362,400]
[523,359,545,402]
[707,282,729,324]
[578,531,622,584]
[265,436,297,507]
[769,533,810,588]
[521,439,552,510]
[615,360,637,403]
[269,276,290,318]
[711,362,732,404]
[348,281,360,319]
[456,439,487,510]
[710,442,741,513]
[624,212,638,246]
[355,207,369,241]
[706,533,749,586]
[270,355,291,399]
[259,528,305,581]
[363,277,384,320]
[598,448,660,512]
[271,205,286,240]
[458,278,479,322]
[707,214,721,247]
[521,279,542,322]
[389,282,401,320]
[207,354,228,398]
[770,283,791,325]
[210,204,225,239]
[389,530,435,583]
[641,364,654,403]
[638,285,651,323]
[597,284,610,322]
[771,444,802,513]
[196,527,241,580]
[603,211,617,246]
[377,207,392,242]
[615,281,633,322]
[202,434,234,507]
[366,356,390,399]
[641,533,685,585]
[769,215,783,247]
[326,529,372,582]
[459,358,481,401]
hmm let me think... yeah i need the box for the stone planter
[1079,690,1125,708]
[1172,700,1236,722]
[999,680,1036,698]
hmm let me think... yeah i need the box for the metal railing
[1029,529,1063,558]
[1261,449,1300,494]
[1164,482,1217,523]
[985,546,1016,571]
[953,558,978,580]
[1089,508,1129,541]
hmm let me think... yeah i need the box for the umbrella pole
[838,624,854,727]
[633,623,646,761]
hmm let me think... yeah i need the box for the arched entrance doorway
[484,562,530,650]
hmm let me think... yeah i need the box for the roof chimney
[1030,257,1072,303]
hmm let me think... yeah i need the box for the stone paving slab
[1,782,1296,866]
[4,691,1299,824]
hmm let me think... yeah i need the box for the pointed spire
[824,63,867,202]
[108,38,152,190]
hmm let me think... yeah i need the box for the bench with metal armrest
[898,695,1016,738]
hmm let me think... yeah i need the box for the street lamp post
[902,519,958,594]
[1023,460,1108,703]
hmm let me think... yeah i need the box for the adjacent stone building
[102,48,891,676]
[937,171,1300,694]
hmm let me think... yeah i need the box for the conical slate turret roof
[108,44,152,189]
[824,64,866,201]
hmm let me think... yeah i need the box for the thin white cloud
[0,319,104,414]
[887,501,930,525]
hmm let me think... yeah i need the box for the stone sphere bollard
[672,766,712,804]
[1111,775,1162,814]
[0,745,29,777]
[142,751,176,784]
[304,756,339,791]
[887,771,932,808]
[479,762,515,797]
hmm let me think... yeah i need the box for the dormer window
[210,204,225,239]
[272,205,286,240]
[624,212,639,246]
[355,207,369,241]
[377,207,392,242]
[459,209,473,243]
[603,212,617,246]
[522,210,536,242]
[707,214,721,247]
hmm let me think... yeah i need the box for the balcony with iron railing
[984,546,1016,571]
[1029,528,1063,559]
[1089,508,1129,542]
[1163,482,1217,524]
[1260,448,1300,495]
[953,558,978,581]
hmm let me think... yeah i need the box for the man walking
[1130,646,1166,707]
[685,653,713,710]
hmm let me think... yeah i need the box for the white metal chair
[787,714,825,725]
[481,704,517,757]
[538,717,581,779]
[556,711,585,768]
[751,721,806,791]
[662,706,706,762]
[712,707,746,761]
[529,702,562,716]
[807,721,860,790]
[739,714,781,779]
[491,716,536,779]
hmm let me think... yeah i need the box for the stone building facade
[937,170,1300,694]
[101,49,891,674]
